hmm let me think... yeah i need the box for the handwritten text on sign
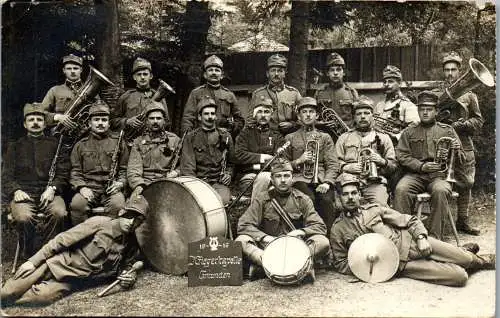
[188,236,243,287]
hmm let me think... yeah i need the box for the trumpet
[359,148,380,182]
[303,135,320,184]
[318,102,349,138]
[435,137,457,183]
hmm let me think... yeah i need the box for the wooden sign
[188,236,243,287]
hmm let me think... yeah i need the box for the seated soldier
[2,103,70,257]
[127,101,181,197]
[394,91,463,238]
[1,196,148,306]
[330,174,495,287]
[335,96,397,206]
[234,96,284,201]
[69,100,129,225]
[180,97,234,204]
[236,158,329,281]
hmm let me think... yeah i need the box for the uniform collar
[257,123,270,131]
[268,83,284,92]
[206,82,221,89]
[146,130,168,142]
[65,79,82,91]
[90,131,111,140]
[385,91,403,102]
[329,81,344,90]
[344,208,361,218]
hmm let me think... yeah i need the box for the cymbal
[347,233,399,283]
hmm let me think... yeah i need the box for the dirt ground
[0,193,496,317]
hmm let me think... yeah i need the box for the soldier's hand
[106,181,124,195]
[126,116,143,129]
[131,186,143,197]
[421,162,442,173]
[368,152,386,166]
[55,114,79,131]
[13,190,33,203]
[166,171,179,179]
[117,269,137,290]
[278,121,294,130]
[287,229,306,238]
[450,139,461,150]
[261,235,276,247]
[260,154,273,163]
[343,163,363,174]
[417,236,432,257]
[14,261,36,279]
[298,150,314,164]
[39,186,56,210]
[315,183,330,194]
[80,187,95,202]
[451,120,466,132]
[220,173,232,186]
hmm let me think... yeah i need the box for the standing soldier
[284,97,338,234]
[248,54,302,136]
[374,65,419,139]
[3,103,69,258]
[314,52,359,130]
[41,54,83,131]
[110,57,170,140]
[70,100,128,225]
[127,102,181,198]
[440,52,483,235]
[335,96,397,206]
[180,97,234,205]
[181,55,244,137]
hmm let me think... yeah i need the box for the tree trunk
[288,0,310,95]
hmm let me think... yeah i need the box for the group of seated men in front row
[1,51,494,306]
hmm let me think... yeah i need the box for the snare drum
[261,236,313,285]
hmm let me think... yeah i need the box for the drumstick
[97,261,143,297]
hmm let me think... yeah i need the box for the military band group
[1,50,495,306]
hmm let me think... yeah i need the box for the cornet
[359,148,380,182]
[435,137,457,183]
[318,101,349,138]
[303,136,320,184]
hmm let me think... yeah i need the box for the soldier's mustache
[32,124,41,128]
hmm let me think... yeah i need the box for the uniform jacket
[127,131,181,189]
[2,135,70,197]
[335,129,397,180]
[330,204,428,275]
[284,127,338,185]
[181,84,244,134]
[374,92,420,125]
[70,131,129,191]
[28,216,139,281]
[234,124,285,173]
[180,127,234,184]
[450,91,484,152]
[396,121,463,174]
[41,81,81,126]
[314,83,359,127]
[237,188,327,241]
[248,84,302,135]
[110,88,170,131]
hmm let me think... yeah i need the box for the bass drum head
[136,178,207,275]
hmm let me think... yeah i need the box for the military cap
[442,51,462,67]
[416,90,439,107]
[253,96,274,117]
[267,54,287,68]
[336,173,360,188]
[23,102,46,118]
[270,157,293,174]
[62,54,83,66]
[296,96,319,113]
[145,100,167,117]
[197,96,217,114]
[132,57,152,74]
[382,65,402,80]
[353,95,374,112]
[327,52,345,67]
[88,100,110,117]
[204,55,223,70]
[119,195,149,218]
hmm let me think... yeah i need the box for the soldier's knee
[70,194,88,212]
[448,267,468,287]
[432,183,451,196]
[395,181,411,194]
[48,197,68,219]
[107,193,125,216]
[307,234,330,258]
[235,234,256,245]
[10,202,34,223]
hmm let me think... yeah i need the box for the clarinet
[107,130,125,190]
[47,135,64,188]
[169,130,188,173]
[219,136,230,182]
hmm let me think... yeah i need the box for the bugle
[303,136,320,184]
[435,137,456,183]
[359,148,380,182]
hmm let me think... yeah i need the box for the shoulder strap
[270,198,296,231]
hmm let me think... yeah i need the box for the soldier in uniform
[440,52,483,235]
[41,54,83,131]
[335,96,397,206]
[373,65,419,138]
[127,101,181,198]
[69,100,128,226]
[180,97,234,205]
[330,174,495,287]
[1,197,148,306]
[284,97,338,234]
[181,55,244,137]
[314,52,359,130]
[248,54,302,136]
[110,57,170,140]
[234,96,285,201]
[393,91,463,239]
[3,103,70,258]
[236,158,329,281]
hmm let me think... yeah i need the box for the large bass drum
[135,176,227,274]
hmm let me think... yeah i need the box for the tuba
[318,101,349,138]
[303,135,320,184]
[53,65,115,137]
[437,58,495,122]
[434,137,457,183]
[359,148,380,182]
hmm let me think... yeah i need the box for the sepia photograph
[1,0,496,316]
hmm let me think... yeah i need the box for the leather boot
[461,242,480,254]
[456,216,480,236]
[468,254,496,273]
